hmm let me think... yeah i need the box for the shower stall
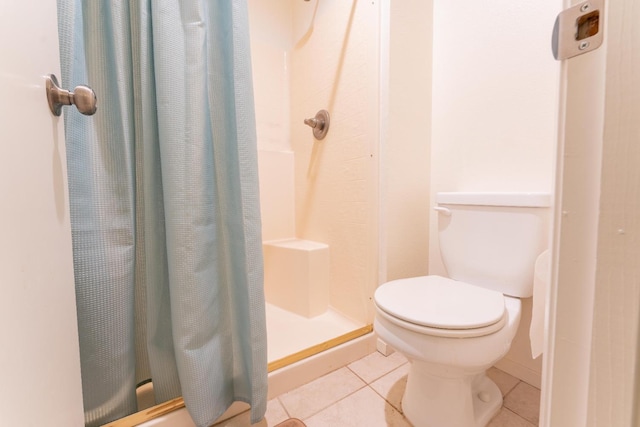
[249,0,382,368]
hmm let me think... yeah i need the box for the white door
[0,1,84,425]
[543,0,640,426]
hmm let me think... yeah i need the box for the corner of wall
[385,0,434,282]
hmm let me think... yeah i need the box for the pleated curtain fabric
[57,1,268,426]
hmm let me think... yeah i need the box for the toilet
[374,192,550,427]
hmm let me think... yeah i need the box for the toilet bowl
[375,276,522,427]
[373,192,550,427]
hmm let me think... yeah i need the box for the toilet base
[402,361,502,427]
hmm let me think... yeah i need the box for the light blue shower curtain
[57,1,267,426]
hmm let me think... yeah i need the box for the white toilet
[374,192,550,427]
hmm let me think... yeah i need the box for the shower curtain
[57,1,267,426]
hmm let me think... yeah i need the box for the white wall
[429,0,560,386]
[384,0,433,282]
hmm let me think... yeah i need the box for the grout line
[346,365,373,384]
[277,356,540,427]
[501,407,537,427]
[346,358,409,386]
[367,364,410,414]
[367,384,402,414]
[276,396,291,418]
[295,383,369,422]
[366,384,412,426]
[502,382,541,426]
[346,367,385,385]
[502,379,522,399]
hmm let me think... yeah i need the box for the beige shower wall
[247,0,292,153]
[291,0,381,325]
[248,0,296,242]
[248,0,381,325]
[429,0,560,386]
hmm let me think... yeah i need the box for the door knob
[45,74,97,116]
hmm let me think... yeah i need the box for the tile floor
[214,350,541,427]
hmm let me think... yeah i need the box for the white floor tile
[278,367,366,420]
[264,351,540,427]
[304,387,411,427]
[486,367,520,397]
[488,408,536,427]
[370,363,410,413]
[347,350,407,384]
[504,382,541,425]
[265,399,289,426]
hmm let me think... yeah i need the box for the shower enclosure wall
[248,0,381,365]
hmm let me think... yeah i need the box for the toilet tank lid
[436,192,551,207]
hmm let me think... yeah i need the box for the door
[543,0,640,426]
[0,1,84,425]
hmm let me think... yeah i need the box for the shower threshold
[266,303,370,371]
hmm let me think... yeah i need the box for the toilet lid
[374,276,506,330]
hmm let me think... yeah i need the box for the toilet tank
[436,192,550,297]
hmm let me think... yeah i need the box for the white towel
[530,250,550,359]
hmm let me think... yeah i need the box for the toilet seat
[374,276,507,338]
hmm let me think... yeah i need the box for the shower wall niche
[248,0,381,364]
